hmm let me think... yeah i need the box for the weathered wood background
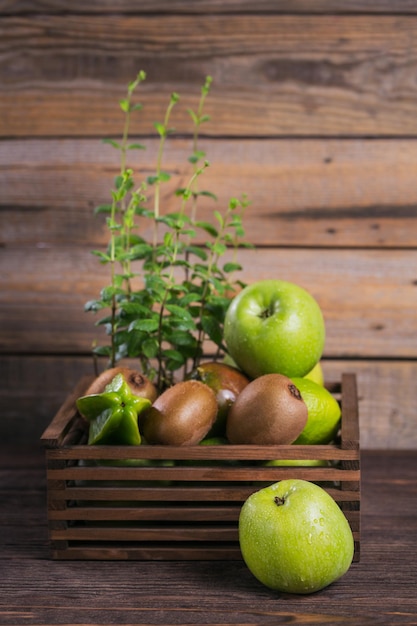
[1,1,416,448]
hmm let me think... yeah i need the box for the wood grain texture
[5,1,417,14]
[3,14,417,136]
[0,449,416,624]
[2,245,416,356]
[2,137,417,248]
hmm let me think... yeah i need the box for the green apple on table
[224,280,325,379]
[239,479,354,594]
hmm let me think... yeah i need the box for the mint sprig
[86,72,252,392]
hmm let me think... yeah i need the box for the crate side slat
[51,525,239,542]
[51,545,243,561]
[41,375,92,448]
[49,505,242,522]
[46,466,361,482]
[49,485,362,502]
[49,526,361,544]
[45,443,359,462]
[341,373,360,450]
[50,543,360,562]
[49,504,361,526]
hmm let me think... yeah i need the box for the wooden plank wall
[1,1,416,448]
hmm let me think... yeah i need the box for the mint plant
[86,71,251,392]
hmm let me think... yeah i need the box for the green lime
[199,436,229,445]
[264,459,328,467]
[290,377,341,445]
[303,361,324,386]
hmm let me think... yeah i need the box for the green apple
[224,280,325,379]
[239,479,354,594]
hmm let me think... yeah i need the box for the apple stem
[274,496,285,506]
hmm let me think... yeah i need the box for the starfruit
[76,373,151,445]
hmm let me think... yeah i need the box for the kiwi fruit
[191,361,250,436]
[84,367,158,403]
[226,373,308,445]
[141,380,218,445]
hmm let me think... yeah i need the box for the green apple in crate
[224,280,325,379]
[239,479,354,594]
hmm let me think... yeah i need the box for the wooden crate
[41,373,360,561]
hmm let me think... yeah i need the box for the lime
[290,377,341,445]
[303,361,324,386]
[264,459,328,467]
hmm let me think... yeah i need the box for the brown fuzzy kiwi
[141,380,218,445]
[226,373,308,445]
[191,361,250,437]
[84,367,158,403]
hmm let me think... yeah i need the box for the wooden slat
[49,486,361,502]
[46,466,360,482]
[50,545,242,561]
[5,1,417,15]
[3,15,417,136]
[50,525,238,542]
[2,138,417,249]
[47,446,358,461]
[48,506,242,522]
[1,246,416,357]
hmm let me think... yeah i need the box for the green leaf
[165,304,194,320]
[84,299,107,313]
[185,245,207,261]
[119,98,130,113]
[187,108,199,125]
[119,301,153,317]
[201,313,224,347]
[141,337,159,358]
[147,172,170,185]
[102,138,122,149]
[130,318,160,332]
[160,171,171,182]
[223,262,242,273]
[178,291,202,306]
[209,242,227,256]
[167,329,196,347]
[129,243,154,260]
[163,349,186,365]
[188,150,206,164]
[214,210,224,228]
[197,190,218,201]
[195,221,218,237]
[94,204,113,215]
[91,250,112,263]
[154,121,166,137]
[127,143,146,150]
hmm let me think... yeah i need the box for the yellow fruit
[264,459,328,467]
[291,377,341,445]
[303,361,324,386]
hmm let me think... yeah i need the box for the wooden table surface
[1,447,416,625]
